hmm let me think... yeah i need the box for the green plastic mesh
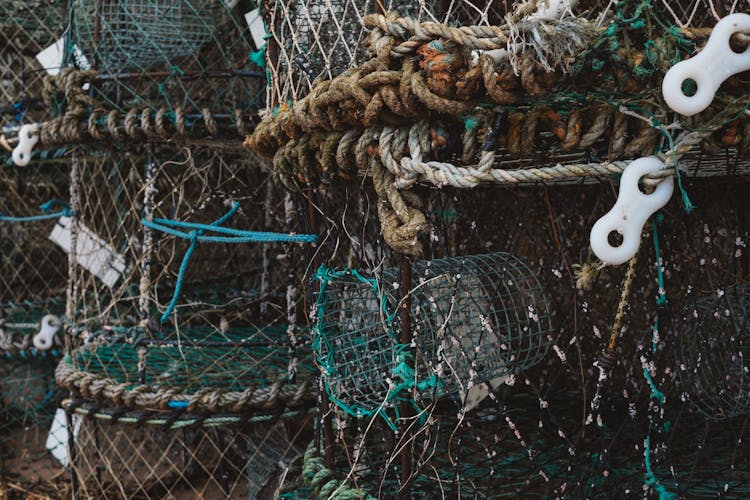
[322,387,750,498]
[65,0,265,136]
[314,252,552,419]
[63,323,316,407]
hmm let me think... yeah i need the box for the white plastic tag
[35,37,91,76]
[244,9,268,49]
[49,216,127,289]
[47,408,81,467]
[662,13,750,116]
[12,124,40,166]
[33,314,61,350]
[461,375,509,412]
[590,157,674,265]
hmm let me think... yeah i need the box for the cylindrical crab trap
[61,401,310,498]
[55,147,320,497]
[314,252,552,421]
[44,0,268,145]
[0,164,69,493]
[673,285,750,421]
[0,0,67,131]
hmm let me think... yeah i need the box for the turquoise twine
[641,219,674,499]
[644,435,676,500]
[312,266,441,431]
[142,202,318,323]
[0,199,72,222]
[657,125,694,213]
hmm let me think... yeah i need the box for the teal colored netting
[73,324,310,394]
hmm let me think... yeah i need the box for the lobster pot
[60,147,318,497]
[69,148,297,332]
[315,252,552,419]
[0,164,69,491]
[262,0,739,107]
[0,0,66,130]
[65,404,308,499]
[63,0,264,141]
[57,323,316,499]
[674,285,750,420]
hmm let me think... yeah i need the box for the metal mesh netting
[673,284,750,421]
[315,252,552,418]
[62,0,266,140]
[0,164,69,494]
[285,171,750,497]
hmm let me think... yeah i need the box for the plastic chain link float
[590,157,673,265]
[33,314,61,350]
[12,124,40,166]
[662,13,750,116]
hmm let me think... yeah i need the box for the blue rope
[143,202,317,323]
[0,199,72,223]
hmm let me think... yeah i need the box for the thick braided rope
[56,355,315,414]
[34,69,254,147]
[301,441,376,500]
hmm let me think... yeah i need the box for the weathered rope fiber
[56,355,314,414]
[32,69,256,147]
[301,441,375,500]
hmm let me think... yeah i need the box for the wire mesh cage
[673,285,750,421]
[314,252,552,421]
[53,147,319,497]
[280,164,750,498]
[55,0,266,144]
[246,0,750,497]
[0,164,69,493]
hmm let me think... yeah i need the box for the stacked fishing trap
[245,0,750,497]
[0,1,71,495]
[3,0,750,498]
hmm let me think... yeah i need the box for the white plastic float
[33,314,62,350]
[12,123,40,167]
[662,13,750,116]
[590,157,674,266]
